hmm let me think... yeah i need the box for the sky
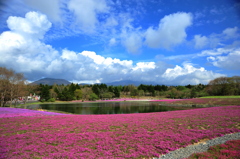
[0,0,240,85]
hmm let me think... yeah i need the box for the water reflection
[29,102,179,114]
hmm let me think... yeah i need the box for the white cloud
[207,48,240,70]
[162,63,224,85]
[121,32,143,53]
[198,48,231,57]
[207,56,215,61]
[133,62,156,71]
[162,63,204,79]
[193,27,239,49]
[222,27,239,39]
[109,38,117,46]
[81,51,106,65]
[23,0,61,22]
[61,49,78,61]
[112,12,192,54]
[68,0,109,32]
[7,11,51,39]
[105,16,118,27]
[0,12,57,73]
[194,35,208,49]
[80,50,133,67]
[145,12,192,49]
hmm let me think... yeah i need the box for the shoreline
[71,98,152,103]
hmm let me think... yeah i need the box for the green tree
[113,86,120,98]
[138,90,145,96]
[74,89,82,100]
[68,83,77,97]
[130,89,139,96]
[61,87,72,101]
[39,84,50,102]
[190,87,197,98]
[89,93,98,101]
[176,85,186,91]
[82,87,93,101]
[206,76,240,96]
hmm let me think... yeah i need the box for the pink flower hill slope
[0,106,239,158]
[0,107,66,118]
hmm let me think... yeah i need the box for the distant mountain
[78,80,159,86]
[31,78,162,86]
[105,80,158,86]
[31,78,71,85]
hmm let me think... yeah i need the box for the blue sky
[0,0,239,85]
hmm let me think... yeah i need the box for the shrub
[47,98,56,102]
[40,99,45,102]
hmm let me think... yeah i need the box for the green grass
[200,96,240,98]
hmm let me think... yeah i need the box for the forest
[0,67,240,106]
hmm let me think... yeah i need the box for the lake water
[28,101,185,114]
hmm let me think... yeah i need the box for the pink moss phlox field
[187,139,240,159]
[0,106,240,158]
[150,99,184,102]
[0,108,66,118]
[99,98,144,102]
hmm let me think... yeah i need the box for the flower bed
[0,106,240,158]
[186,139,240,159]
[0,107,66,118]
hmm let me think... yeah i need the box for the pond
[28,101,187,114]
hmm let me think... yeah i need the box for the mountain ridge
[105,80,158,86]
[31,78,161,86]
[30,78,71,85]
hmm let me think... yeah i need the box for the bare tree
[0,67,26,107]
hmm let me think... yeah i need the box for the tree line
[1,66,240,107]
[24,76,240,102]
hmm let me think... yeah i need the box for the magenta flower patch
[0,107,66,118]
[0,106,239,158]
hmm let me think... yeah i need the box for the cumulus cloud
[144,12,192,49]
[7,11,51,39]
[162,63,224,85]
[132,62,156,71]
[0,11,224,85]
[0,12,57,73]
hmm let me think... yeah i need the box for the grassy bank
[200,95,240,98]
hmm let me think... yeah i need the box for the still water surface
[29,101,185,114]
